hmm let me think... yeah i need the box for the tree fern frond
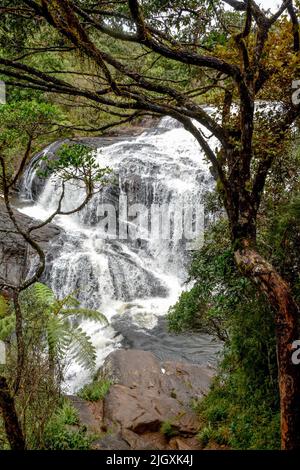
[46,316,70,358]
[0,314,15,341]
[61,308,108,324]
[64,295,80,308]
[67,326,97,372]
[52,293,80,316]
[34,282,55,305]
[29,282,103,373]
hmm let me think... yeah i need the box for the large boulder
[0,199,61,287]
[102,348,213,400]
[89,349,214,450]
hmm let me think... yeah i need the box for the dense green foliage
[168,186,300,449]
[0,284,108,449]
[0,100,64,180]
[43,400,93,451]
[39,143,112,190]
[0,1,238,138]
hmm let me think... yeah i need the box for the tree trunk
[0,376,25,450]
[235,241,300,449]
[48,341,56,383]
[12,291,25,394]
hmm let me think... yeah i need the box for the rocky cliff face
[0,200,61,288]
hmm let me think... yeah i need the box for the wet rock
[109,317,221,369]
[108,250,169,300]
[0,200,61,287]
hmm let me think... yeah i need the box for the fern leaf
[61,308,108,324]
[67,326,97,372]
[51,294,80,316]
[46,315,71,359]
[0,314,15,341]
[34,282,55,305]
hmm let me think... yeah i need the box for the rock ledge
[71,349,215,450]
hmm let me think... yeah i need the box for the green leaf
[61,308,108,324]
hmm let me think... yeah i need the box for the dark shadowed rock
[109,315,221,368]
[0,200,61,287]
[92,433,131,450]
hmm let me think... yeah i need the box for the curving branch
[287,1,300,52]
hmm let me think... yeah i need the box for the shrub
[77,379,112,402]
[58,401,79,426]
[160,421,178,438]
[43,400,92,450]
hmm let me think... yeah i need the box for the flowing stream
[19,116,221,392]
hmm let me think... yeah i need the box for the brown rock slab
[122,429,168,450]
[92,433,131,450]
[101,349,162,390]
[100,349,215,450]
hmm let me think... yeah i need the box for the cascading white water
[19,116,219,391]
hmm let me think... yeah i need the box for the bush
[58,401,79,426]
[198,425,229,448]
[192,293,280,449]
[160,421,178,438]
[43,400,92,450]
[195,377,280,450]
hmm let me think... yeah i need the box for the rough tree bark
[234,239,300,449]
[12,291,25,394]
[0,376,25,450]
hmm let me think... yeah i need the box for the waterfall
[19,116,220,391]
